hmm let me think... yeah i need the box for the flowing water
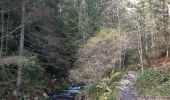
[50,86,87,100]
[50,71,137,100]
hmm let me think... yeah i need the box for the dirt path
[116,71,137,100]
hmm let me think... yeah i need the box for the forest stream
[50,71,137,100]
[50,86,87,100]
[1,0,170,99]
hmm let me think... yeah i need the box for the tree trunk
[0,12,4,59]
[137,23,144,72]
[162,0,169,58]
[0,1,4,59]
[149,0,156,57]
[166,48,169,58]
[117,5,122,69]
[5,13,10,57]
[16,1,26,87]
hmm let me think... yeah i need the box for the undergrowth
[88,70,122,100]
[0,54,46,99]
[135,69,170,97]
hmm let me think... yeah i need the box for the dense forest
[0,0,170,100]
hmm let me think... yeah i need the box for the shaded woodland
[1,0,170,99]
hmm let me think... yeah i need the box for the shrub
[23,55,45,86]
[88,70,122,100]
[0,55,46,99]
[89,86,104,100]
[69,28,129,86]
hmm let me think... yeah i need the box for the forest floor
[150,57,170,70]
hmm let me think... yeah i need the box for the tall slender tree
[16,0,27,87]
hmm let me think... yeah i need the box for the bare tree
[5,13,10,57]
[16,1,27,87]
[116,3,122,69]
[137,20,144,72]
[0,0,4,59]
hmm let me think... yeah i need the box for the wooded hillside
[1,0,170,99]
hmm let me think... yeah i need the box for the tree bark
[149,0,156,57]
[16,1,26,87]
[0,12,4,59]
[117,5,122,69]
[137,23,144,72]
[0,1,4,59]
[5,13,10,57]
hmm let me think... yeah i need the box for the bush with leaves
[88,70,122,100]
[69,28,130,86]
